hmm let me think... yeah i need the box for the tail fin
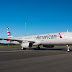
[7,27,13,38]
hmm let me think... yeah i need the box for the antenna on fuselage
[67,30,68,32]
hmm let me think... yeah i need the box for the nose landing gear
[66,45,70,52]
[36,45,40,50]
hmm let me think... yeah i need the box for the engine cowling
[43,45,54,48]
[21,42,32,48]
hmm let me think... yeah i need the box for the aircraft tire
[36,47,40,50]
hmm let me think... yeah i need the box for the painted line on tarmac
[0,50,33,52]
[0,50,21,52]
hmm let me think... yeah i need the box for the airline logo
[7,27,12,38]
[59,33,62,38]
[36,34,57,39]
[36,33,62,39]
[7,27,13,41]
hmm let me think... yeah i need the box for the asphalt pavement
[0,46,72,72]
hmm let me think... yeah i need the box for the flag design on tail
[7,27,13,40]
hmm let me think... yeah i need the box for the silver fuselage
[10,32,72,45]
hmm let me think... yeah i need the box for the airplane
[0,27,72,52]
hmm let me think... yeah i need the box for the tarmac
[0,46,72,72]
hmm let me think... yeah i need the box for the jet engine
[43,45,54,48]
[21,42,32,48]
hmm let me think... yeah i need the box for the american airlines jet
[0,27,72,52]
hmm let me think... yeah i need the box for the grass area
[0,45,21,47]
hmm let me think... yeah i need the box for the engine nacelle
[43,45,54,48]
[21,42,32,48]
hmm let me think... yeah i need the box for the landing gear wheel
[23,48,26,50]
[36,47,40,50]
[21,47,26,50]
[66,45,70,52]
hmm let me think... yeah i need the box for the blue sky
[0,0,72,42]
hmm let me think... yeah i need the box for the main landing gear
[36,45,40,50]
[66,45,70,52]
[21,47,26,50]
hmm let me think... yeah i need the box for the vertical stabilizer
[7,27,13,38]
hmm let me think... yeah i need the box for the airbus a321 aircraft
[0,27,72,52]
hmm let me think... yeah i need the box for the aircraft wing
[0,38,35,43]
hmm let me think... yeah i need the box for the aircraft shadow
[30,48,72,52]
